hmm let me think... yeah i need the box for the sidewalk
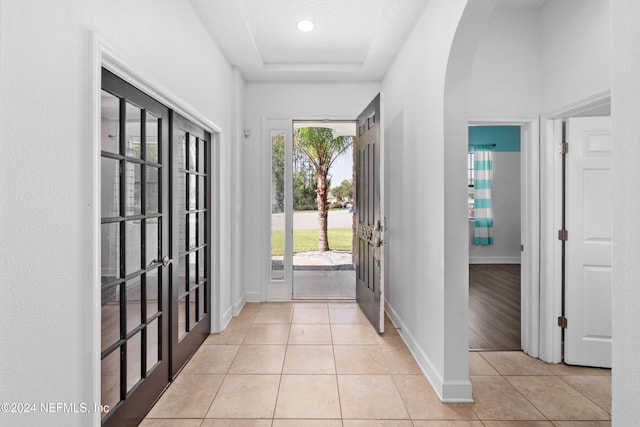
[272,250,354,271]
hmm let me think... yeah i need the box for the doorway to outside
[270,120,356,299]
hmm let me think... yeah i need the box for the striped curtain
[472,146,493,245]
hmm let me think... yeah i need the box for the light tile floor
[142,302,611,427]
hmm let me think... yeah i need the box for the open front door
[355,94,384,333]
[564,116,612,368]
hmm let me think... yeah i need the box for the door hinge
[558,229,568,241]
[559,143,569,154]
[558,316,568,329]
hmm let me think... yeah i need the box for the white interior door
[565,116,612,368]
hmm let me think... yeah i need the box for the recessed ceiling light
[297,19,314,32]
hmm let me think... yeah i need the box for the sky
[329,145,353,187]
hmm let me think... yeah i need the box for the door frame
[539,90,612,363]
[263,117,294,301]
[261,113,358,301]
[468,117,540,357]
[90,33,222,424]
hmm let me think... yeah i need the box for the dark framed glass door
[100,69,170,426]
[170,113,211,376]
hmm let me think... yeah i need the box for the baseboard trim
[469,256,521,264]
[243,292,263,302]
[232,295,246,317]
[385,301,473,402]
[220,305,233,332]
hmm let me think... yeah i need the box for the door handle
[162,256,173,268]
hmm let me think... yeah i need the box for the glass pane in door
[101,90,120,154]
[146,166,159,213]
[146,111,160,163]
[101,284,120,352]
[125,102,142,158]
[126,331,142,392]
[170,115,211,375]
[271,131,285,280]
[146,269,160,319]
[101,69,170,425]
[101,157,120,217]
[146,318,159,374]
[101,223,120,285]
[101,349,120,419]
[125,162,142,216]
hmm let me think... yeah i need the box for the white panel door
[565,116,612,368]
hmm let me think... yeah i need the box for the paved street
[272,209,353,230]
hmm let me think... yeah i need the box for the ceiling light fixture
[297,19,314,32]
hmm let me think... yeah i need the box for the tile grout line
[502,374,555,424]
[201,307,250,421]
[555,374,612,416]
[145,302,610,426]
[270,330,287,422]
[329,306,346,425]
[475,352,552,423]
[389,373,414,422]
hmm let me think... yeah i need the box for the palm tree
[294,127,352,252]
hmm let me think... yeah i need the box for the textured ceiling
[189,0,428,82]
[495,0,549,10]
[190,0,549,82]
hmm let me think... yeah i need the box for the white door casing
[565,116,612,368]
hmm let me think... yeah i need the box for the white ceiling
[495,0,548,10]
[189,0,428,82]
[190,0,549,83]
[294,120,356,137]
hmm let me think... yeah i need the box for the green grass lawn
[271,228,353,256]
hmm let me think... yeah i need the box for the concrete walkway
[293,270,356,299]
[272,250,354,270]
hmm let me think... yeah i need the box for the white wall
[540,0,611,113]
[469,151,521,263]
[241,82,380,300]
[382,0,496,401]
[469,8,541,118]
[466,9,537,263]
[535,0,612,364]
[612,0,640,424]
[230,67,246,319]
[0,1,236,425]
[468,0,612,364]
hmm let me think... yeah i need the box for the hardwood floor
[469,264,521,351]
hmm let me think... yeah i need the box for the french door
[100,69,211,426]
[100,69,171,426]
[170,113,211,376]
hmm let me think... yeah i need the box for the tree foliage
[294,127,352,251]
[332,179,353,202]
[271,133,285,213]
[293,148,317,210]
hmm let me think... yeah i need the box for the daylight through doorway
[291,121,356,299]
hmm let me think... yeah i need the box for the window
[468,152,475,219]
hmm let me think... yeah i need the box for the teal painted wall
[469,125,520,152]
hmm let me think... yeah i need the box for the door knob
[162,256,173,267]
